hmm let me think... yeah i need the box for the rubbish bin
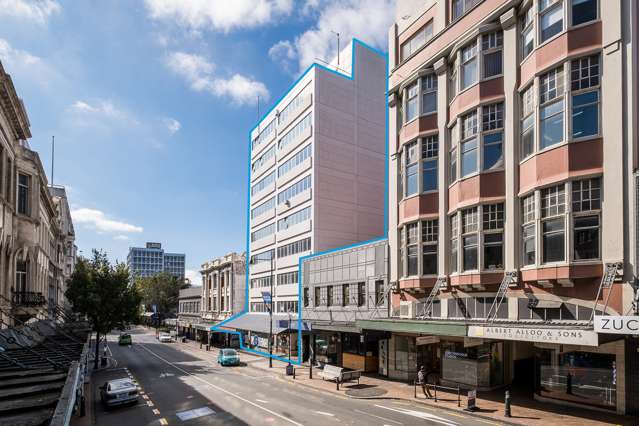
[286,363,294,376]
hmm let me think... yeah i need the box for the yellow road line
[159,418,168,425]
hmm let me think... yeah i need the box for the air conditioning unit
[399,301,415,319]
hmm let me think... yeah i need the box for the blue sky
[0,0,394,284]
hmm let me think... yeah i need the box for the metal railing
[414,380,461,407]
[11,291,47,307]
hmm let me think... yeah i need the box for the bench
[317,364,361,384]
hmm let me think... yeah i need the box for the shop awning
[356,319,467,337]
[216,313,299,334]
[310,321,360,333]
[194,323,219,331]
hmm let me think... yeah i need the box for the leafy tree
[135,272,181,318]
[66,250,141,369]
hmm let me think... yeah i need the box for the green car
[118,333,132,346]
[217,348,240,366]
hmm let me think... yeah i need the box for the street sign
[466,389,477,411]
[261,291,272,304]
[277,319,291,328]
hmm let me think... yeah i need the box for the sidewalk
[173,336,635,426]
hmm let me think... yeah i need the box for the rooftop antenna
[331,30,340,69]
[50,135,54,187]
[257,95,260,133]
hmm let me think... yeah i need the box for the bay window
[571,0,597,26]
[407,222,419,276]
[461,41,478,89]
[541,185,566,263]
[404,74,437,122]
[462,207,479,271]
[422,135,438,191]
[405,141,418,196]
[482,102,504,170]
[451,214,459,273]
[406,82,419,121]
[421,74,438,114]
[482,31,503,78]
[572,177,600,260]
[422,220,438,275]
[521,5,535,59]
[450,123,458,183]
[540,0,563,43]
[539,67,565,149]
[461,111,478,177]
[521,85,535,158]
[452,0,483,21]
[400,20,433,61]
[522,195,536,266]
[571,55,600,139]
[401,135,439,198]
[483,203,504,270]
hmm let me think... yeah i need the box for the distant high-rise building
[127,242,185,281]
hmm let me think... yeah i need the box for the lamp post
[287,310,292,362]
[268,251,274,368]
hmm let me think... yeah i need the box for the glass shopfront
[535,348,616,409]
[441,341,504,388]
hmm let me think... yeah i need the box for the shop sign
[594,316,639,335]
[467,325,598,346]
[464,337,484,348]
[416,336,440,345]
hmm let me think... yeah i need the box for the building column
[500,8,519,272]
[435,57,449,277]
[388,23,400,289]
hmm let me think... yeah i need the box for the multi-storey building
[176,286,202,339]
[227,39,387,355]
[0,61,76,326]
[355,0,639,415]
[49,185,77,309]
[127,242,185,281]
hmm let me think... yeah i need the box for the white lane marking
[354,409,402,425]
[159,418,168,425]
[152,408,160,415]
[256,399,269,404]
[314,411,334,417]
[374,405,458,426]
[147,401,154,407]
[137,343,304,426]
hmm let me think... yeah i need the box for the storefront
[310,327,385,373]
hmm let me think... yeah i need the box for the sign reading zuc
[594,316,639,335]
[467,325,599,346]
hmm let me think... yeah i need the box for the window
[449,58,458,99]
[461,41,478,89]
[462,207,478,270]
[539,67,565,149]
[15,259,27,292]
[522,195,536,266]
[482,102,504,170]
[327,286,333,306]
[405,141,418,196]
[375,280,384,305]
[251,171,275,196]
[277,300,298,313]
[450,124,458,182]
[451,214,459,273]
[278,144,311,177]
[521,85,535,158]
[422,135,438,191]
[401,21,433,60]
[279,89,309,126]
[572,177,600,212]
[461,111,478,176]
[541,184,565,217]
[357,282,365,306]
[406,82,419,122]
[406,222,418,276]
[541,185,565,262]
[314,287,321,306]
[277,271,298,286]
[421,74,437,114]
[342,284,349,306]
[277,237,311,258]
[482,31,503,78]
[252,145,275,173]
[571,55,600,139]
[573,177,601,260]
[483,204,504,270]
[17,173,30,215]
[251,223,274,242]
[422,220,438,275]
[278,175,311,204]
[540,0,563,43]
[572,0,597,26]
[5,158,11,203]
[277,206,311,231]
[521,5,535,58]
[279,113,312,151]
[452,0,482,21]
[251,197,275,219]
[253,119,276,150]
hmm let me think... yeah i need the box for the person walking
[417,366,433,398]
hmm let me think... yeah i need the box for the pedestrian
[417,366,433,398]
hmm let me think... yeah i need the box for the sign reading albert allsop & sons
[467,325,599,346]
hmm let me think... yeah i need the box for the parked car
[100,378,138,407]
[118,333,132,346]
[217,348,240,366]
[158,332,172,343]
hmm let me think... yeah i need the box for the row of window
[302,281,384,308]
[251,197,275,219]
[249,300,300,313]
[179,300,200,314]
[249,271,299,289]
[277,175,311,205]
[279,113,312,152]
[278,206,311,231]
[250,237,312,264]
[251,223,275,242]
[252,145,275,174]
[278,144,311,178]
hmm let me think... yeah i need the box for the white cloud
[0,38,42,67]
[0,0,61,25]
[166,51,268,106]
[164,117,181,134]
[113,235,130,241]
[269,0,394,75]
[144,0,293,33]
[71,208,143,234]
[185,269,202,286]
[69,100,131,121]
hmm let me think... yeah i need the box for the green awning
[356,319,467,337]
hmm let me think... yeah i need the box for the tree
[66,250,141,369]
[135,272,181,319]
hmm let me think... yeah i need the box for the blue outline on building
[210,38,389,366]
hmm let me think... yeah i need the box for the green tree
[66,250,141,369]
[135,272,181,318]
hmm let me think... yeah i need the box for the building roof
[179,286,201,299]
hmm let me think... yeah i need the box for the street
[92,327,500,426]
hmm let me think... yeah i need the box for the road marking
[142,394,149,400]
[137,343,304,426]
[313,411,334,417]
[147,401,154,407]
[354,409,402,425]
[374,405,458,426]
[159,418,168,425]
[176,407,215,421]
[256,399,269,403]
[474,419,502,425]
[152,409,160,415]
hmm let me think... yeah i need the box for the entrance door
[416,344,440,382]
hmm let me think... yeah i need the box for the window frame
[520,4,535,61]
[400,20,434,62]
[461,41,479,90]
[539,0,564,45]
[481,30,503,79]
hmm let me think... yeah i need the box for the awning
[528,298,563,309]
[194,323,218,331]
[311,321,360,334]
[356,319,467,337]
[216,313,299,334]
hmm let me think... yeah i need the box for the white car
[100,378,138,407]
[158,332,172,343]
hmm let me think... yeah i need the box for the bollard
[309,362,313,379]
[414,381,417,398]
[80,396,86,417]
[336,379,340,391]
[505,390,512,417]
[200,341,203,349]
[206,344,210,351]
[293,368,296,380]
[457,386,461,407]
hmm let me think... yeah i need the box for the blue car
[217,348,240,366]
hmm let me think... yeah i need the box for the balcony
[11,291,46,307]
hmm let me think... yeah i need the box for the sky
[0,0,394,285]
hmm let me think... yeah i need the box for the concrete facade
[127,242,185,282]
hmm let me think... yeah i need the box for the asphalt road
[93,327,501,426]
